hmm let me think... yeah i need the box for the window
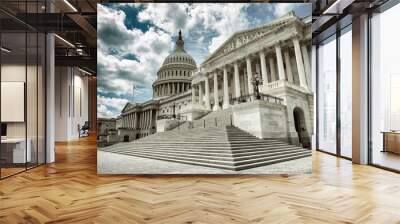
[340,26,352,158]
[0,1,47,179]
[317,35,337,154]
[370,3,400,171]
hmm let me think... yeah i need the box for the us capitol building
[99,11,313,148]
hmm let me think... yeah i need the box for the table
[1,138,31,163]
[382,131,400,154]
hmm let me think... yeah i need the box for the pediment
[203,11,298,64]
[121,103,133,113]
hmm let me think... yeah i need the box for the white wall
[55,67,89,141]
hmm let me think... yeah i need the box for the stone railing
[264,80,310,94]
[157,114,188,121]
[266,80,282,89]
[229,93,284,105]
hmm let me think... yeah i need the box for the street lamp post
[251,72,263,100]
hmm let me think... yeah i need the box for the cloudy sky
[97,3,311,118]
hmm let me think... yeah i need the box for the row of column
[155,82,191,97]
[192,37,311,111]
[121,109,154,130]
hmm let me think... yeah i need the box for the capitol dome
[153,31,197,99]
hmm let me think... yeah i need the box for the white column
[223,66,229,109]
[269,57,276,82]
[142,111,145,129]
[144,111,147,128]
[135,113,138,129]
[213,72,220,111]
[146,110,149,128]
[142,112,145,129]
[46,31,56,163]
[301,45,312,89]
[129,113,133,129]
[133,113,136,129]
[143,111,146,128]
[259,50,269,84]
[147,110,150,128]
[275,44,286,81]
[191,84,196,104]
[132,112,135,129]
[293,37,308,89]
[139,112,142,129]
[234,62,241,98]
[242,69,247,95]
[352,14,369,164]
[246,57,254,95]
[172,82,175,94]
[205,78,211,110]
[145,111,148,128]
[199,83,203,106]
[149,110,153,130]
[284,50,294,83]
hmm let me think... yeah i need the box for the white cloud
[97,96,129,118]
[97,4,173,117]
[137,3,250,54]
[273,3,296,17]
[138,3,189,34]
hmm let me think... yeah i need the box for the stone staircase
[177,108,234,130]
[100,126,311,171]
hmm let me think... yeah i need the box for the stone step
[101,146,303,157]
[132,140,285,145]
[104,142,289,151]
[139,151,306,165]
[103,147,308,162]
[104,149,309,171]
[235,154,311,171]
[120,153,237,170]
[104,125,310,171]
[122,151,235,166]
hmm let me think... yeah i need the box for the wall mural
[97,3,313,174]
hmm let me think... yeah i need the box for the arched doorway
[293,107,310,148]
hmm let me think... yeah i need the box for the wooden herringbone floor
[1,135,400,224]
